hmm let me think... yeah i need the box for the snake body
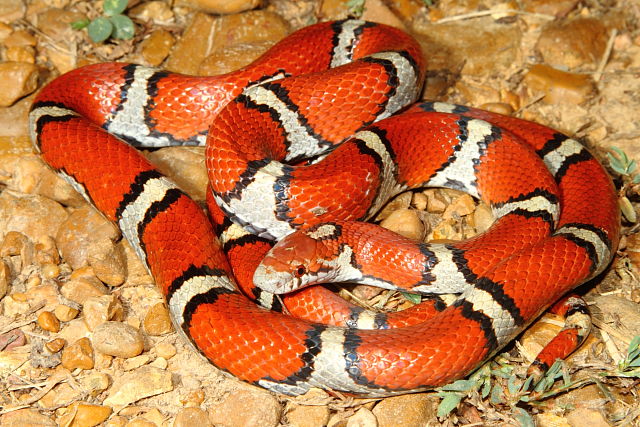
[30,19,619,396]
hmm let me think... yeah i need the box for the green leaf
[481,379,491,398]
[70,18,90,30]
[490,383,504,404]
[401,292,422,304]
[507,374,519,395]
[514,408,536,427]
[346,0,366,16]
[109,14,135,40]
[437,393,462,418]
[103,0,128,16]
[440,379,475,392]
[87,17,114,43]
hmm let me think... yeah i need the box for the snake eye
[294,265,306,278]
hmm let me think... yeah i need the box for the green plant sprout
[71,0,134,44]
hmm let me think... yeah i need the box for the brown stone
[92,321,144,358]
[0,62,38,107]
[380,208,425,241]
[174,407,213,427]
[0,192,68,242]
[208,386,282,427]
[372,393,438,427]
[46,337,66,353]
[0,408,55,426]
[175,0,260,14]
[36,8,86,40]
[59,402,112,427]
[521,0,579,17]
[199,41,274,76]
[536,18,609,69]
[37,310,60,332]
[523,64,595,105]
[143,302,173,335]
[61,337,94,370]
[140,29,175,66]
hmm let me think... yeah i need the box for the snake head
[253,223,358,294]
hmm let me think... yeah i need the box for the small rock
[208,386,282,427]
[430,218,460,241]
[411,192,428,211]
[60,273,108,305]
[536,18,609,69]
[174,407,212,427]
[103,366,173,407]
[372,393,438,427]
[478,102,514,116]
[176,0,260,14]
[442,194,476,219]
[88,237,126,286]
[361,0,407,30]
[523,64,595,105]
[0,0,26,23]
[346,407,377,427]
[55,205,119,270]
[0,62,38,107]
[39,382,82,409]
[423,189,447,213]
[149,355,167,369]
[129,1,174,25]
[155,342,177,359]
[375,192,412,221]
[536,412,571,427]
[82,294,124,331]
[145,147,208,201]
[0,328,26,351]
[143,302,173,335]
[123,354,150,371]
[45,337,65,353]
[521,0,579,17]
[0,408,55,426]
[0,258,10,298]
[0,192,68,243]
[61,337,94,370]
[56,318,90,346]
[37,310,60,332]
[140,29,175,66]
[166,11,289,75]
[41,262,60,279]
[471,203,494,233]
[5,45,35,63]
[92,321,144,358]
[58,402,112,427]
[199,41,274,76]
[286,403,330,427]
[36,8,86,40]
[79,372,111,395]
[34,235,60,266]
[54,304,80,322]
[380,208,425,241]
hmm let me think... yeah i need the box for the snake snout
[253,263,296,294]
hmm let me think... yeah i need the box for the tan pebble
[104,415,128,427]
[0,23,10,41]
[0,193,68,248]
[104,366,173,407]
[142,408,164,425]
[26,274,41,288]
[56,206,119,270]
[346,407,377,427]
[3,30,36,47]
[88,237,126,286]
[58,402,112,427]
[478,102,514,116]
[0,259,10,298]
[423,190,447,213]
[472,203,494,233]
[126,418,157,427]
[155,342,177,359]
[122,241,154,286]
[140,29,175,66]
[430,219,460,241]
[442,194,476,219]
[362,0,407,30]
[83,294,124,331]
[535,412,571,427]
[61,337,94,370]
[199,41,274,76]
[411,192,428,211]
[372,393,438,427]
[129,1,174,24]
[36,8,87,40]
[523,64,595,105]
[144,146,209,202]
[37,311,60,332]
[174,407,212,427]
[176,0,260,14]
[149,356,167,369]
[94,352,113,369]
[45,337,66,353]
[536,18,608,69]
[92,321,144,358]
[181,388,205,407]
[1,230,28,256]
[41,263,61,279]
[143,302,173,335]
[380,208,425,241]
[286,403,330,427]
[352,285,384,301]
[208,387,281,427]
[631,288,640,304]
[80,372,110,395]
[5,45,35,63]
[54,304,79,322]
[0,408,56,426]
[0,62,38,107]
[12,292,27,302]
[35,235,61,265]
[124,354,151,371]
[60,275,108,305]
[375,192,412,221]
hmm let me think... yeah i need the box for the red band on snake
[30,19,619,396]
